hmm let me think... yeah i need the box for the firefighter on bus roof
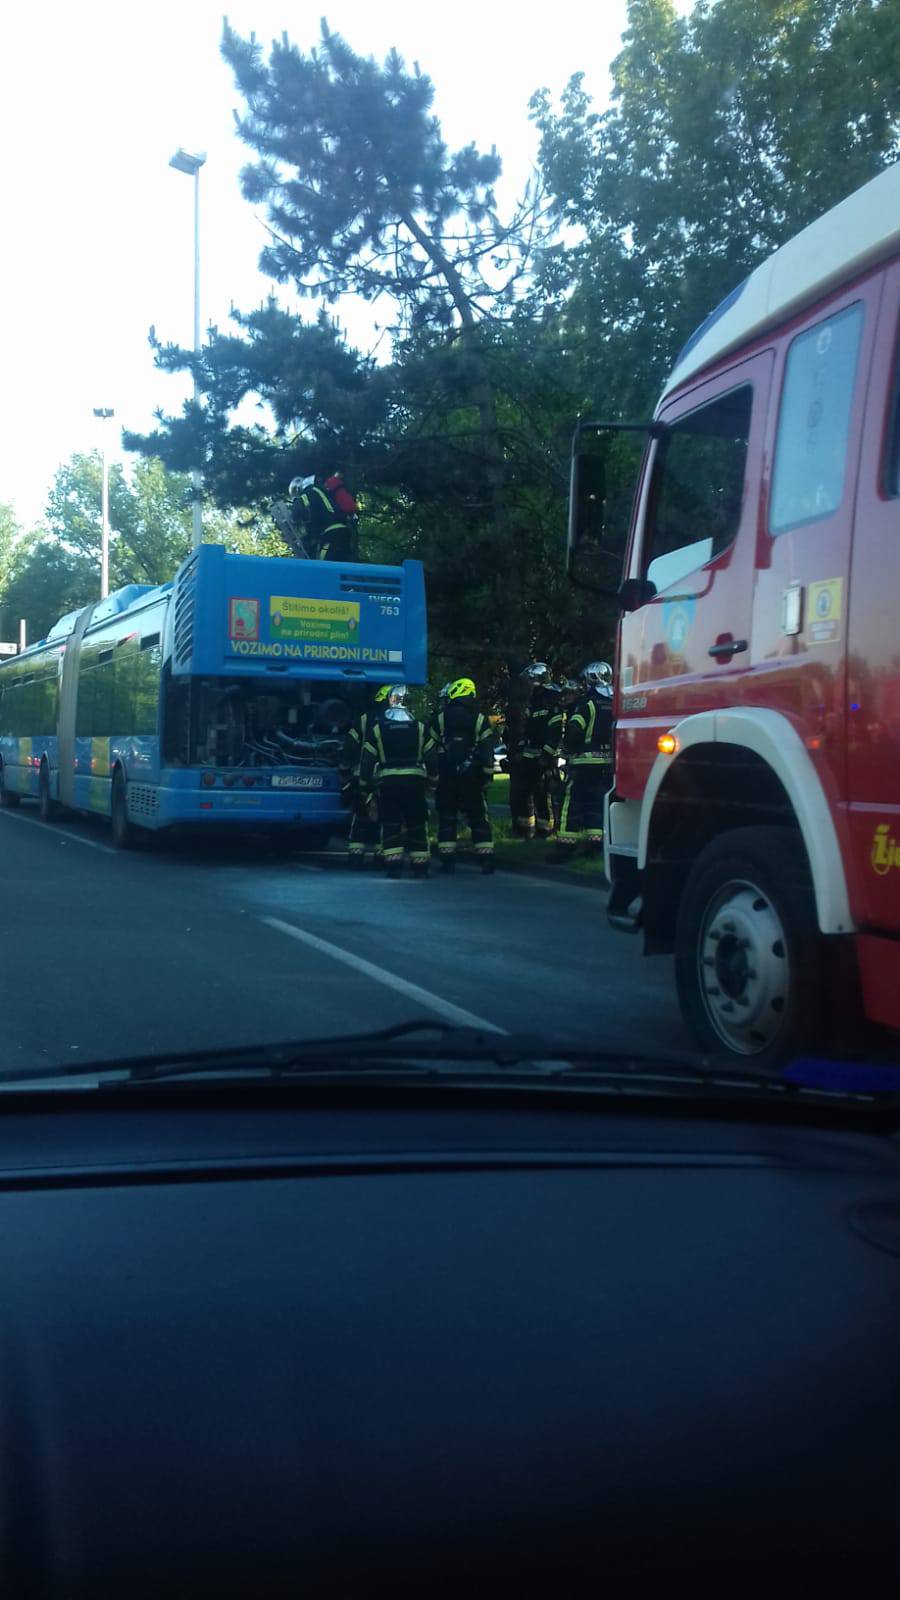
[289,474,358,562]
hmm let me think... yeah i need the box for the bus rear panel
[0,546,427,840]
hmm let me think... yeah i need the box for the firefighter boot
[412,861,430,880]
[440,856,456,875]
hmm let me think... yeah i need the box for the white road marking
[261,915,507,1035]
[0,808,117,855]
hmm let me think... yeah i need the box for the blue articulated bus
[0,544,427,847]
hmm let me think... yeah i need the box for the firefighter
[358,687,437,879]
[549,676,580,822]
[339,685,390,868]
[551,661,614,861]
[430,677,496,875]
[288,475,357,562]
[507,664,564,840]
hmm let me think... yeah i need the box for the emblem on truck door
[871,823,900,876]
[807,578,842,644]
[663,597,695,655]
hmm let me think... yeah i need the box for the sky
[0,0,667,530]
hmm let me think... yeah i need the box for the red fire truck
[568,161,900,1069]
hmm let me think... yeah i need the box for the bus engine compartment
[163,675,359,771]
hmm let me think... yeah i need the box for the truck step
[607,860,642,933]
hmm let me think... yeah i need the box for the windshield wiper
[0,1022,894,1105]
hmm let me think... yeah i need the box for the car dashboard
[0,1085,898,1595]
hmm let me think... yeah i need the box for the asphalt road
[0,801,688,1076]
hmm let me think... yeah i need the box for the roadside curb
[493,854,608,891]
[438,843,608,891]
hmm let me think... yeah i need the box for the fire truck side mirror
[617,576,658,612]
[567,450,607,572]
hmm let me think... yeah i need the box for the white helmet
[289,475,316,496]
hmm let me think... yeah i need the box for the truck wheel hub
[698,880,789,1056]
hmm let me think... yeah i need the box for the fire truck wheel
[675,826,824,1070]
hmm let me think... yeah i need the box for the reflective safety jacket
[340,711,370,784]
[515,697,564,762]
[293,485,355,560]
[563,693,613,766]
[429,702,495,779]
[358,716,438,791]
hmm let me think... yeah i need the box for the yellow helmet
[374,684,393,703]
[448,677,476,699]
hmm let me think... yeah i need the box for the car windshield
[0,1,898,1103]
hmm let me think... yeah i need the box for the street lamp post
[93,407,115,600]
[169,148,207,551]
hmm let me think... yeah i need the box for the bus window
[134,643,162,737]
[111,640,137,737]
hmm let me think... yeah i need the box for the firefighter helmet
[581,661,613,688]
[581,661,614,697]
[521,662,551,685]
[448,677,476,699]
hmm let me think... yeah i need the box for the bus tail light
[201,772,215,788]
[242,775,256,787]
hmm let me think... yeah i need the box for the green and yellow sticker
[808,578,842,644]
[269,596,360,644]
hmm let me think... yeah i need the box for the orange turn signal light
[657,732,678,756]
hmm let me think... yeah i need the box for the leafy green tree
[532,0,900,415]
[0,505,18,604]
[0,456,286,646]
[130,21,553,636]
[0,533,96,645]
[127,304,394,515]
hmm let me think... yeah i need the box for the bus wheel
[111,771,139,850]
[674,826,824,1071]
[0,763,20,809]
[39,762,57,822]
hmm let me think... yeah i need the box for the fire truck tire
[674,826,825,1070]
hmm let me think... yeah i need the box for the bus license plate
[272,775,325,789]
